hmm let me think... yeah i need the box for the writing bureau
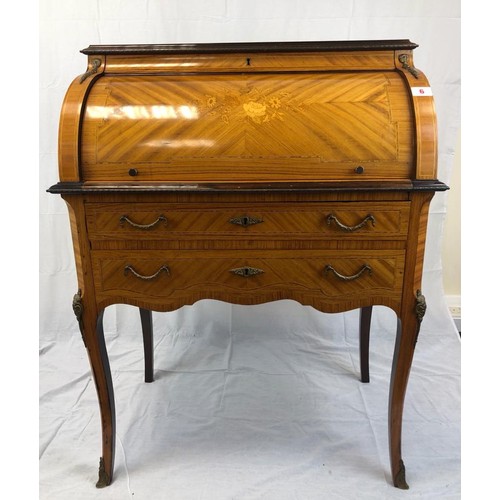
[48,40,448,489]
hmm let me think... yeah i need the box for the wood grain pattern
[395,50,437,180]
[80,72,414,182]
[51,41,446,490]
[62,195,115,487]
[58,59,105,182]
[86,201,410,241]
[388,191,434,488]
[91,249,405,312]
[102,51,396,74]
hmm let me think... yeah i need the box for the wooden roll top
[58,40,437,185]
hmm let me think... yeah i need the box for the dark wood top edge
[47,179,446,195]
[411,180,449,191]
[81,40,418,55]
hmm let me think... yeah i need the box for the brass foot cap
[394,459,409,489]
[96,457,111,488]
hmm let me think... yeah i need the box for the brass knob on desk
[354,166,364,174]
[128,168,139,177]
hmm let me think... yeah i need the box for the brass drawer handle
[120,214,167,230]
[229,215,263,227]
[326,214,375,232]
[124,264,170,280]
[230,266,264,277]
[324,264,372,281]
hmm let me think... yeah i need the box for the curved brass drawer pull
[229,215,263,227]
[124,264,170,280]
[326,213,375,232]
[230,266,264,277]
[120,214,167,230]
[324,264,372,281]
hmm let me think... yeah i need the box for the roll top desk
[48,40,448,489]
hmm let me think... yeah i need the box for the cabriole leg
[359,306,373,383]
[389,290,426,489]
[73,291,115,488]
[139,308,154,383]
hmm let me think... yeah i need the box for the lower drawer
[92,250,405,306]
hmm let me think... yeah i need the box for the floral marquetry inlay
[193,84,303,125]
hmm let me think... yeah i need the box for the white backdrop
[39,1,461,499]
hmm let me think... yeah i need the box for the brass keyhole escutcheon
[229,215,264,227]
[230,266,264,277]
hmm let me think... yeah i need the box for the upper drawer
[86,202,410,240]
[80,71,415,182]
